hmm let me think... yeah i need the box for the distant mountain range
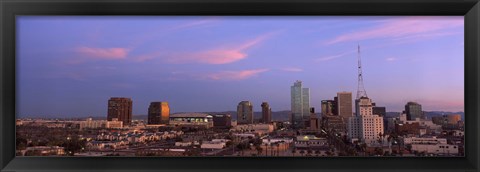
[132,110,295,121]
[20,110,465,121]
[385,111,465,120]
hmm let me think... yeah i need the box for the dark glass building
[148,102,170,125]
[237,101,253,124]
[405,102,423,120]
[107,97,132,125]
[261,102,272,123]
[373,106,386,117]
[212,114,232,128]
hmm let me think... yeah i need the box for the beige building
[348,97,384,146]
[79,118,123,130]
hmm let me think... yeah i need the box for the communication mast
[356,44,368,99]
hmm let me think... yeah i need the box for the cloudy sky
[17,16,464,117]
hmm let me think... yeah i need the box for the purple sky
[17,16,464,117]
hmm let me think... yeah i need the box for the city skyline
[17,16,464,117]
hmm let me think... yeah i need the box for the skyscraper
[337,92,353,118]
[348,96,384,145]
[291,80,310,129]
[107,97,132,126]
[405,102,423,120]
[261,102,272,123]
[148,102,170,125]
[237,101,253,124]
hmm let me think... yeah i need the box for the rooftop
[170,113,212,118]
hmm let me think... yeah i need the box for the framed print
[1,0,479,172]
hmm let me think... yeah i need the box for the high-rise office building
[337,92,353,118]
[107,97,133,126]
[148,102,170,125]
[348,97,384,146]
[356,96,374,117]
[237,101,253,124]
[261,102,272,123]
[290,80,310,129]
[405,102,423,120]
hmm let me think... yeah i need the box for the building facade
[148,102,170,125]
[261,102,272,123]
[372,106,386,117]
[237,101,253,124]
[290,80,310,128]
[405,102,423,120]
[107,97,132,126]
[337,92,353,118]
[79,118,123,130]
[321,100,337,116]
[348,97,384,146]
[169,113,214,128]
[212,114,232,128]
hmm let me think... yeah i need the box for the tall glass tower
[291,80,310,129]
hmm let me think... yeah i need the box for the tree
[62,136,86,156]
[299,150,305,156]
[307,149,313,156]
[16,137,28,150]
[374,147,384,156]
[236,143,248,156]
[314,150,321,156]
[383,151,391,156]
[226,141,233,147]
[275,143,280,156]
[256,146,263,156]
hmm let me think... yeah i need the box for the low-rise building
[200,139,229,149]
[24,146,65,156]
[404,136,459,155]
[233,124,274,135]
[410,144,459,155]
[404,137,447,145]
[79,118,123,130]
[169,113,214,128]
[294,135,329,149]
[212,114,232,129]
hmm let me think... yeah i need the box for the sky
[17,16,464,118]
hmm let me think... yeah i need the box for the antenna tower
[356,44,368,99]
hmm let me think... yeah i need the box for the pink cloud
[170,50,247,65]
[76,47,129,60]
[325,17,463,45]
[167,32,278,64]
[202,69,269,80]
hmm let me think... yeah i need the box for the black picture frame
[1,0,479,172]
